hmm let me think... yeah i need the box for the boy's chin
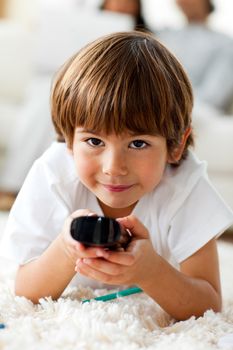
[97,198,138,217]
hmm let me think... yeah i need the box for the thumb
[117,215,149,239]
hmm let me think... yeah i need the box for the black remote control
[70,216,131,249]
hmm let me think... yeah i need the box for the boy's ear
[167,127,192,164]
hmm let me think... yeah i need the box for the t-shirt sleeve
[0,160,70,265]
[167,176,233,264]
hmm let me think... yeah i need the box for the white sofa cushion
[34,9,134,73]
[0,20,33,102]
[194,115,233,173]
[0,101,19,147]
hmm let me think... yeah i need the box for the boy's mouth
[103,184,133,192]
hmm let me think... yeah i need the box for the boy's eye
[130,140,148,149]
[86,138,104,147]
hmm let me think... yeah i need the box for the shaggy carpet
[0,212,233,350]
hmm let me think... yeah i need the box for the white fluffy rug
[0,212,233,350]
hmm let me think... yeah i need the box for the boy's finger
[102,251,135,266]
[77,257,123,277]
[66,209,97,231]
[76,246,108,258]
[75,260,117,283]
[116,215,149,239]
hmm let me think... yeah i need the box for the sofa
[0,20,54,188]
[0,20,33,155]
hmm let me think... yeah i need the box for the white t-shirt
[1,142,233,289]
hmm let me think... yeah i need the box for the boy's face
[70,127,171,218]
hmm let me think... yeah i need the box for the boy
[1,31,233,321]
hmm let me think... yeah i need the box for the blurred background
[0,0,233,220]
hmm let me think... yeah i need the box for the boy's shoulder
[149,150,207,210]
[36,142,76,184]
[166,150,207,184]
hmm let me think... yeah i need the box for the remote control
[70,216,131,249]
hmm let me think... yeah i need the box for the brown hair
[51,31,194,164]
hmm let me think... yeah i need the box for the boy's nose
[102,150,128,176]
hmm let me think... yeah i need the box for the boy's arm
[15,235,77,303]
[75,216,222,320]
[139,238,222,320]
[15,209,105,303]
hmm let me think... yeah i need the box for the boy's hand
[75,215,158,286]
[59,209,109,264]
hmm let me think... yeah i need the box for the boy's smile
[71,127,170,218]
[102,184,134,192]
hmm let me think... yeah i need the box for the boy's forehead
[75,127,159,137]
